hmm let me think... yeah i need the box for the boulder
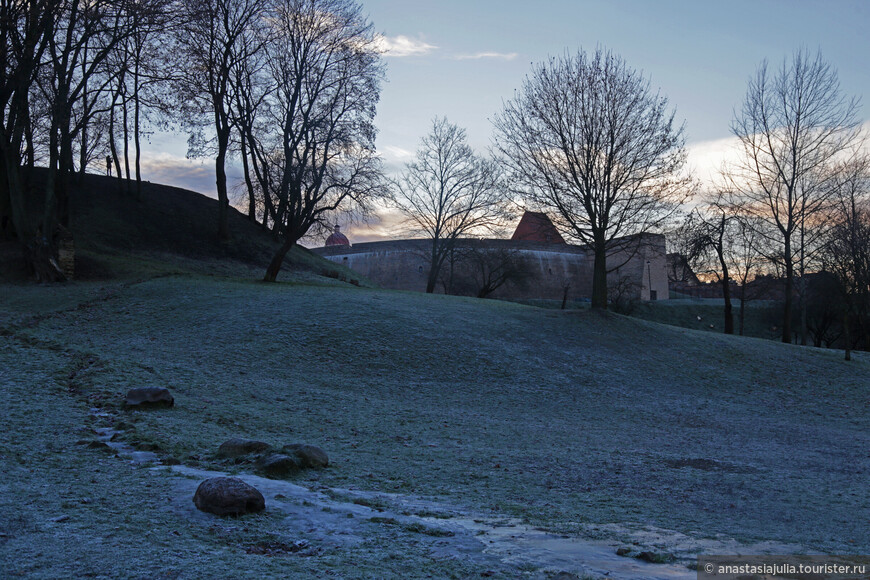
[193,477,265,516]
[636,551,675,564]
[282,443,329,468]
[124,387,174,409]
[218,438,272,458]
[257,454,301,478]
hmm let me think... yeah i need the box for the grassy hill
[1,173,868,578]
[0,168,362,284]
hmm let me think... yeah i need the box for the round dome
[325,225,350,246]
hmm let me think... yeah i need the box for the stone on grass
[193,477,265,516]
[124,387,174,409]
[282,443,329,468]
[636,551,675,564]
[257,454,301,478]
[218,438,272,458]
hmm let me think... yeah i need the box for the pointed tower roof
[510,212,565,244]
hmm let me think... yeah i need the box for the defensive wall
[313,234,669,303]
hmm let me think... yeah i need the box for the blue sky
[142,0,870,240]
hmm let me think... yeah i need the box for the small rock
[193,477,265,516]
[124,387,174,409]
[163,456,181,466]
[218,438,272,459]
[282,443,329,468]
[87,440,110,450]
[135,442,161,452]
[551,573,579,580]
[636,551,675,563]
[50,515,70,523]
[257,454,301,478]
[616,547,632,556]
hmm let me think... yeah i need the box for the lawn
[1,272,867,578]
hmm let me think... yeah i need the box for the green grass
[629,298,784,340]
[2,171,868,577]
[1,271,868,578]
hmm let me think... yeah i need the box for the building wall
[313,234,669,303]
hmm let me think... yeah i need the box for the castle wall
[313,235,669,303]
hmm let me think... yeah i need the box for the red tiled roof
[510,212,565,244]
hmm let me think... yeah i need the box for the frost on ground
[1,274,868,578]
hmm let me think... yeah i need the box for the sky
[140,0,870,243]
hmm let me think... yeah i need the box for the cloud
[685,136,742,187]
[343,205,408,243]
[374,34,437,57]
[382,145,414,161]
[454,51,518,61]
[138,152,243,198]
[686,121,870,189]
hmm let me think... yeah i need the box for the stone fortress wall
[313,233,669,303]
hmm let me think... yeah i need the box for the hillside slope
[1,274,867,578]
[0,168,358,283]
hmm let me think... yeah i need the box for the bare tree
[730,216,766,335]
[493,47,688,309]
[441,243,531,299]
[258,0,385,282]
[39,0,140,233]
[823,156,870,360]
[680,192,766,334]
[681,203,736,334]
[226,9,272,225]
[729,49,862,343]
[177,0,265,240]
[0,0,54,275]
[1,0,140,280]
[392,117,507,293]
[118,0,175,198]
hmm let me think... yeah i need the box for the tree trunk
[591,238,608,309]
[108,97,121,178]
[738,287,747,336]
[239,133,256,221]
[42,124,60,238]
[425,267,437,293]
[717,245,734,334]
[26,238,65,282]
[425,242,440,293]
[0,146,30,245]
[79,45,89,178]
[133,42,142,200]
[843,311,851,361]
[79,122,88,177]
[561,284,570,310]
[215,126,230,241]
[122,93,131,194]
[23,103,34,170]
[263,236,295,282]
[782,246,793,343]
[799,268,807,346]
[134,72,142,200]
[722,279,734,334]
[58,120,74,228]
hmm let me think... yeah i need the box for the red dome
[325,225,350,246]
